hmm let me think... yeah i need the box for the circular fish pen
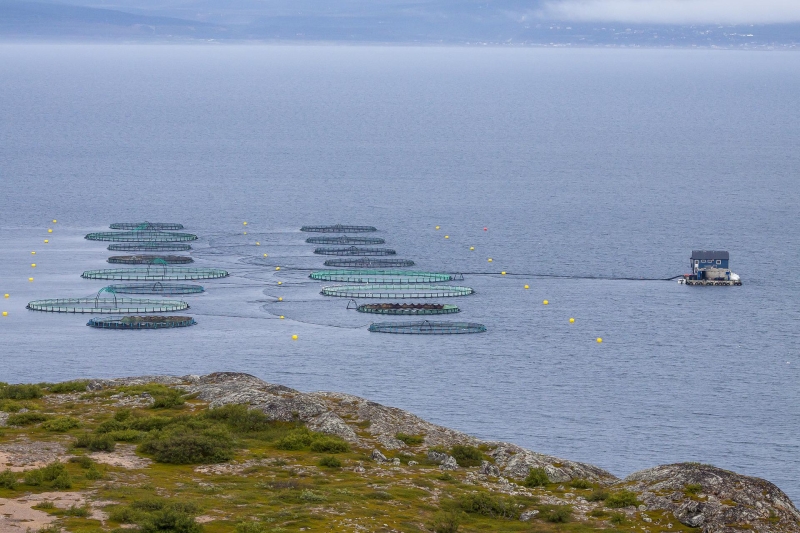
[324,258,415,268]
[110,222,184,230]
[87,315,196,329]
[368,320,486,334]
[104,283,204,295]
[314,246,396,256]
[85,231,198,242]
[27,298,189,314]
[81,267,228,281]
[108,255,194,265]
[108,242,192,252]
[311,270,453,283]
[358,303,460,315]
[321,284,474,299]
[305,236,385,245]
[301,224,377,233]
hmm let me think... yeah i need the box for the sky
[540,0,800,25]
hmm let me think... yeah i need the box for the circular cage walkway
[110,222,184,230]
[324,258,415,268]
[108,255,193,265]
[27,298,189,314]
[87,315,196,329]
[104,283,204,295]
[108,243,192,252]
[82,267,228,281]
[314,246,396,256]
[306,236,385,245]
[321,284,474,299]
[85,231,198,242]
[357,303,460,315]
[311,270,453,283]
[301,224,377,233]
[368,320,486,334]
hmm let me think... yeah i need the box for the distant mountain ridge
[0,0,798,46]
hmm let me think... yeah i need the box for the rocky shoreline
[77,372,799,533]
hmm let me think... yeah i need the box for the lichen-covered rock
[440,456,458,471]
[306,412,357,442]
[371,449,388,463]
[427,450,449,464]
[489,444,616,483]
[624,463,800,533]
[480,460,500,477]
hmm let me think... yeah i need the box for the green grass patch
[605,490,640,508]
[396,432,425,446]
[538,504,572,523]
[0,384,42,400]
[450,445,483,467]
[42,416,81,432]
[7,411,50,426]
[49,380,90,393]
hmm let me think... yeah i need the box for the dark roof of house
[691,250,729,260]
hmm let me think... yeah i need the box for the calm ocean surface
[1,45,798,499]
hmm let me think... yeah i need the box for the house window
[716,260,721,264]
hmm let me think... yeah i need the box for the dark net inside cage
[110,222,184,230]
[314,246,396,256]
[107,255,194,265]
[368,320,486,334]
[305,236,385,245]
[108,242,192,252]
[324,258,415,268]
[104,283,204,295]
[87,315,196,329]
[357,303,460,315]
[85,231,198,242]
[301,224,377,233]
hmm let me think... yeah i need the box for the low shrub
[685,483,703,495]
[0,469,18,490]
[33,501,55,510]
[41,461,67,481]
[42,416,81,432]
[108,429,144,442]
[138,425,234,464]
[587,488,610,501]
[610,512,627,525]
[140,507,202,533]
[151,390,186,409]
[275,428,313,450]
[74,433,116,452]
[605,490,640,508]
[0,384,42,400]
[569,478,592,489]
[51,471,72,490]
[49,381,89,393]
[68,455,94,468]
[539,504,572,523]
[366,491,393,500]
[309,436,349,454]
[523,467,550,487]
[457,492,518,519]
[450,445,483,467]
[0,400,23,413]
[7,412,50,426]
[395,433,424,446]
[235,521,270,533]
[111,498,201,533]
[204,404,272,433]
[318,456,342,468]
[589,509,609,518]
[24,469,44,486]
[431,510,462,533]
[85,465,104,480]
[299,490,326,502]
[65,505,91,517]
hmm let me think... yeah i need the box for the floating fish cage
[109,222,184,230]
[311,269,453,283]
[108,242,192,252]
[87,315,196,329]
[358,303,460,315]
[103,283,204,295]
[314,246,396,256]
[305,236,385,245]
[27,298,189,314]
[81,267,228,281]
[85,231,198,242]
[324,258,415,268]
[107,255,194,265]
[301,224,377,233]
[321,284,474,299]
[368,320,486,334]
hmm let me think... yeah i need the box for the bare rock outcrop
[489,443,616,483]
[624,463,800,533]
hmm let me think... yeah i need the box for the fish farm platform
[680,279,742,286]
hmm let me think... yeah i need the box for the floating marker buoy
[596,337,603,343]
[501,271,506,275]
[277,281,282,285]
[31,264,36,268]
[275,267,280,271]
[524,285,529,289]
[47,229,52,233]
[3,294,8,299]
[31,251,36,255]
[543,300,549,305]
[445,235,449,239]
[279,315,285,319]
[488,258,493,262]
[256,242,260,246]
[44,239,49,243]
[435,226,440,230]
[52,220,57,223]
[569,318,575,323]
[278,297,283,302]
[470,246,474,251]
[28,278,33,282]
[483,227,487,231]
[263,254,268,257]
[243,222,247,225]
[243,231,247,235]
[2,311,7,317]
[292,334,298,340]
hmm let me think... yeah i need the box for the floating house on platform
[681,250,741,285]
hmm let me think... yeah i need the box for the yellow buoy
[279,315,285,319]
[275,266,280,271]
[263,253,268,257]
[52,219,57,223]
[435,226,440,230]
[488,258,493,262]
[31,251,36,255]
[292,334,298,341]
[47,229,52,233]
[596,337,603,343]
[2,311,7,317]
[243,231,247,235]
[278,297,283,302]
[469,246,474,251]
[277,281,282,285]
[31,263,36,268]
[569,318,575,323]
[44,239,49,243]
[243,222,247,225]
[3,294,8,299]
[256,242,260,246]
[501,271,506,275]
[543,300,549,305]
[28,277,33,282]
[524,285,529,289]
